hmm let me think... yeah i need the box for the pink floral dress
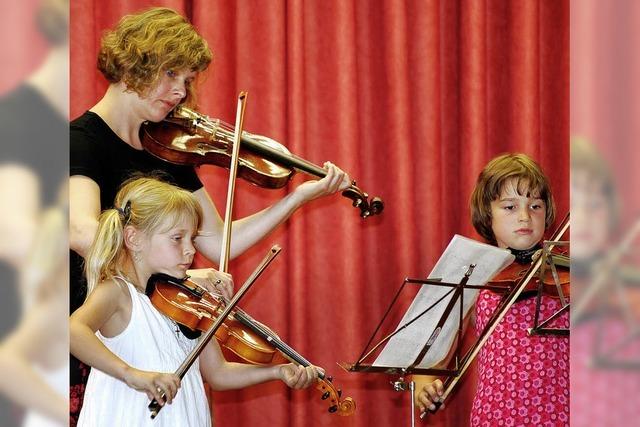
[470,290,569,426]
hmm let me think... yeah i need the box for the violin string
[233,310,313,368]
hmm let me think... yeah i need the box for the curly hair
[470,153,556,245]
[97,7,212,106]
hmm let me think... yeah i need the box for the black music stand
[340,274,470,427]
[343,267,479,376]
[341,235,514,426]
[528,239,571,336]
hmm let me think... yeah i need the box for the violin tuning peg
[326,375,333,382]
[337,389,342,397]
[370,197,384,215]
[328,405,338,413]
[321,391,330,400]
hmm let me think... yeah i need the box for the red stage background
[71,1,569,426]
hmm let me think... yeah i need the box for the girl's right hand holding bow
[123,367,181,405]
[414,377,445,415]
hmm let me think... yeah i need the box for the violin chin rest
[178,324,202,340]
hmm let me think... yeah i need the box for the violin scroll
[317,376,356,416]
[343,182,384,218]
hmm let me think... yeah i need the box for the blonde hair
[85,177,203,296]
[470,153,556,245]
[97,7,212,106]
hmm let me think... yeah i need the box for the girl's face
[141,216,197,278]
[490,179,546,250]
[139,69,197,122]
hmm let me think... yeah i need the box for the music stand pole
[391,375,417,427]
[409,380,416,427]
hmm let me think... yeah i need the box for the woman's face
[490,179,547,250]
[140,69,196,122]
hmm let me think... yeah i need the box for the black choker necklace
[508,245,541,264]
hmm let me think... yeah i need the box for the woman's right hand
[415,378,444,414]
[123,367,181,405]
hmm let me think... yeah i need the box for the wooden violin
[487,250,570,299]
[147,273,356,416]
[140,106,383,218]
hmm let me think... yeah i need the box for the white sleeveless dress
[77,278,210,426]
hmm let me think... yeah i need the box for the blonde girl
[70,177,320,427]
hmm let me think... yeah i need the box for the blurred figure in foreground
[571,137,640,427]
[0,0,68,425]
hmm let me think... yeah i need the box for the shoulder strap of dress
[112,275,140,305]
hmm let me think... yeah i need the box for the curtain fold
[71,1,568,426]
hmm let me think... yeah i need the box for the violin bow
[148,92,250,419]
[148,245,281,419]
[218,91,248,272]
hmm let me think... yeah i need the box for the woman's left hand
[278,364,322,389]
[187,268,234,301]
[293,162,351,203]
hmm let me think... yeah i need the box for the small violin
[488,250,570,299]
[140,106,383,218]
[146,273,356,416]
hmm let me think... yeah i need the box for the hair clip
[116,200,132,223]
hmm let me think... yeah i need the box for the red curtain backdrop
[71,1,569,426]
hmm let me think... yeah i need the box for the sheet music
[373,235,514,369]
